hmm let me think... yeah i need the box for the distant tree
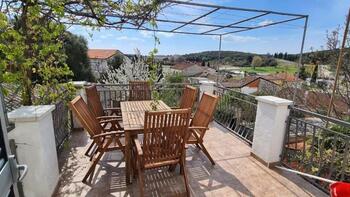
[247,55,253,64]
[251,56,263,69]
[311,64,318,83]
[299,65,309,80]
[63,32,95,82]
[284,52,288,59]
[201,61,206,67]
[108,53,124,70]
[278,52,283,59]
[263,57,277,67]
[207,62,210,67]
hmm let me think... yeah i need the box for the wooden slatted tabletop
[121,100,170,131]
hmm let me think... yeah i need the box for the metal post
[216,35,222,85]
[293,16,308,103]
[327,8,350,117]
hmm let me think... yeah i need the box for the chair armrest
[92,131,122,139]
[99,118,121,124]
[104,107,121,111]
[133,139,143,156]
[171,106,180,109]
[97,115,122,120]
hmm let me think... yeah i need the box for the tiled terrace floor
[54,122,326,197]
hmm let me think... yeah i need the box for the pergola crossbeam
[201,12,270,34]
[223,15,305,35]
[170,8,220,32]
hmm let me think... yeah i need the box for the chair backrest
[85,85,104,117]
[191,92,219,128]
[129,81,151,101]
[179,85,198,109]
[142,109,191,166]
[69,96,102,138]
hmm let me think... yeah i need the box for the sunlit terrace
[55,121,325,196]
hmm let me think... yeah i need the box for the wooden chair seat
[132,109,191,197]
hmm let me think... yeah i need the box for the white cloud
[212,34,259,43]
[140,30,175,38]
[158,32,174,38]
[116,36,143,42]
[140,30,153,38]
[100,33,114,39]
[258,20,274,26]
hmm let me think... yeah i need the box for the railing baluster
[308,126,317,171]
[340,140,350,181]
[299,122,307,171]
[327,135,338,180]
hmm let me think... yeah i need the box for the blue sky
[68,0,350,55]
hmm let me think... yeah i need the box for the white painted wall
[198,79,216,99]
[252,96,293,165]
[90,59,109,79]
[8,105,59,197]
[241,86,257,94]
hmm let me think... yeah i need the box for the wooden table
[120,100,171,184]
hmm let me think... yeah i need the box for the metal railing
[95,83,200,108]
[281,106,350,192]
[213,86,257,145]
[52,101,72,153]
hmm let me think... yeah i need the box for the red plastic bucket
[330,182,350,197]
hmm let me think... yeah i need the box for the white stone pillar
[71,81,88,130]
[8,105,59,197]
[251,96,293,167]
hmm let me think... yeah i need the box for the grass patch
[240,65,299,74]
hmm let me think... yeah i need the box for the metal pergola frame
[124,1,308,35]
[90,0,309,101]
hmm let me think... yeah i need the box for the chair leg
[83,150,103,183]
[137,162,144,197]
[198,143,215,165]
[181,159,190,197]
[195,143,201,150]
[83,140,112,183]
[85,142,95,157]
[89,146,98,161]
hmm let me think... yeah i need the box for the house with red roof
[88,49,122,79]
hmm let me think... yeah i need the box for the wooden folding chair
[85,85,122,117]
[187,92,219,165]
[172,85,198,109]
[128,81,151,101]
[69,96,125,183]
[85,85,123,157]
[133,109,191,197]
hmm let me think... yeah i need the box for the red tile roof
[221,76,277,88]
[87,49,119,59]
